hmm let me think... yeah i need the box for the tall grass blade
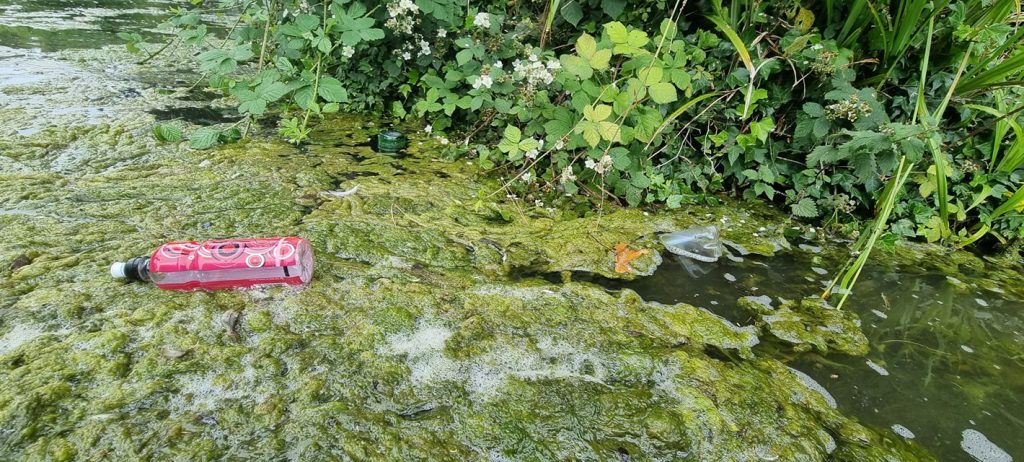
[541,0,561,48]
[707,15,754,75]
[991,187,1024,221]
[829,158,915,310]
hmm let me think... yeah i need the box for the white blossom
[494,60,503,69]
[585,155,613,174]
[385,0,419,34]
[545,59,561,70]
[512,55,555,87]
[553,138,565,150]
[401,51,412,60]
[473,12,492,28]
[341,45,355,58]
[424,124,433,134]
[521,172,533,183]
[524,149,538,159]
[438,29,447,38]
[472,73,493,89]
[560,166,577,184]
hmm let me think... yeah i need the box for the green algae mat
[0,61,930,458]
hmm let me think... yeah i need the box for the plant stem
[258,1,274,70]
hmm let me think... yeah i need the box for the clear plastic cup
[660,225,723,262]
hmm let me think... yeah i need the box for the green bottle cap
[376,129,407,153]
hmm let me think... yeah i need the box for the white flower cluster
[585,155,613,174]
[472,73,493,90]
[393,34,433,61]
[560,166,577,184]
[512,53,560,88]
[385,0,419,34]
[473,12,491,28]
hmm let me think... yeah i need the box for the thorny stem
[137,37,178,65]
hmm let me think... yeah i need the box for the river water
[1,1,1021,460]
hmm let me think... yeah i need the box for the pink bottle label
[148,237,313,290]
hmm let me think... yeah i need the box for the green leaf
[803,102,825,117]
[792,198,819,217]
[152,124,182,142]
[750,118,775,142]
[238,99,267,115]
[456,49,474,66]
[498,125,522,154]
[294,15,320,33]
[189,127,221,150]
[584,104,613,121]
[638,66,664,86]
[560,55,592,80]
[544,117,573,139]
[626,30,649,48]
[578,121,602,147]
[256,81,289,102]
[317,76,348,102]
[575,33,611,70]
[630,172,651,188]
[560,1,584,26]
[598,121,621,143]
[609,147,631,170]
[648,82,677,104]
[605,22,629,44]
[601,0,627,18]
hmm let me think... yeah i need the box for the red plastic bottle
[110,237,313,290]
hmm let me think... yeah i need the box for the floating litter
[661,226,723,262]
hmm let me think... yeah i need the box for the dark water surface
[603,248,1024,461]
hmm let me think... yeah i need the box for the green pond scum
[1,17,1022,462]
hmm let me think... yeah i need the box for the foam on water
[741,295,774,311]
[961,429,1013,462]
[891,424,915,439]
[865,360,890,376]
[383,323,615,399]
[0,324,45,355]
[787,367,837,408]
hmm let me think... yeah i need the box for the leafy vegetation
[134,0,1024,249]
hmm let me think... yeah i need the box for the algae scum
[1,3,1023,461]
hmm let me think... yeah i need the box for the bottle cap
[110,262,127,279]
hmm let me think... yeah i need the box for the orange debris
[614,242,649,274]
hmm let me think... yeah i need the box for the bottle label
[149,237,312,290]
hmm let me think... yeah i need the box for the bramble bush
[138,0,1024,249]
